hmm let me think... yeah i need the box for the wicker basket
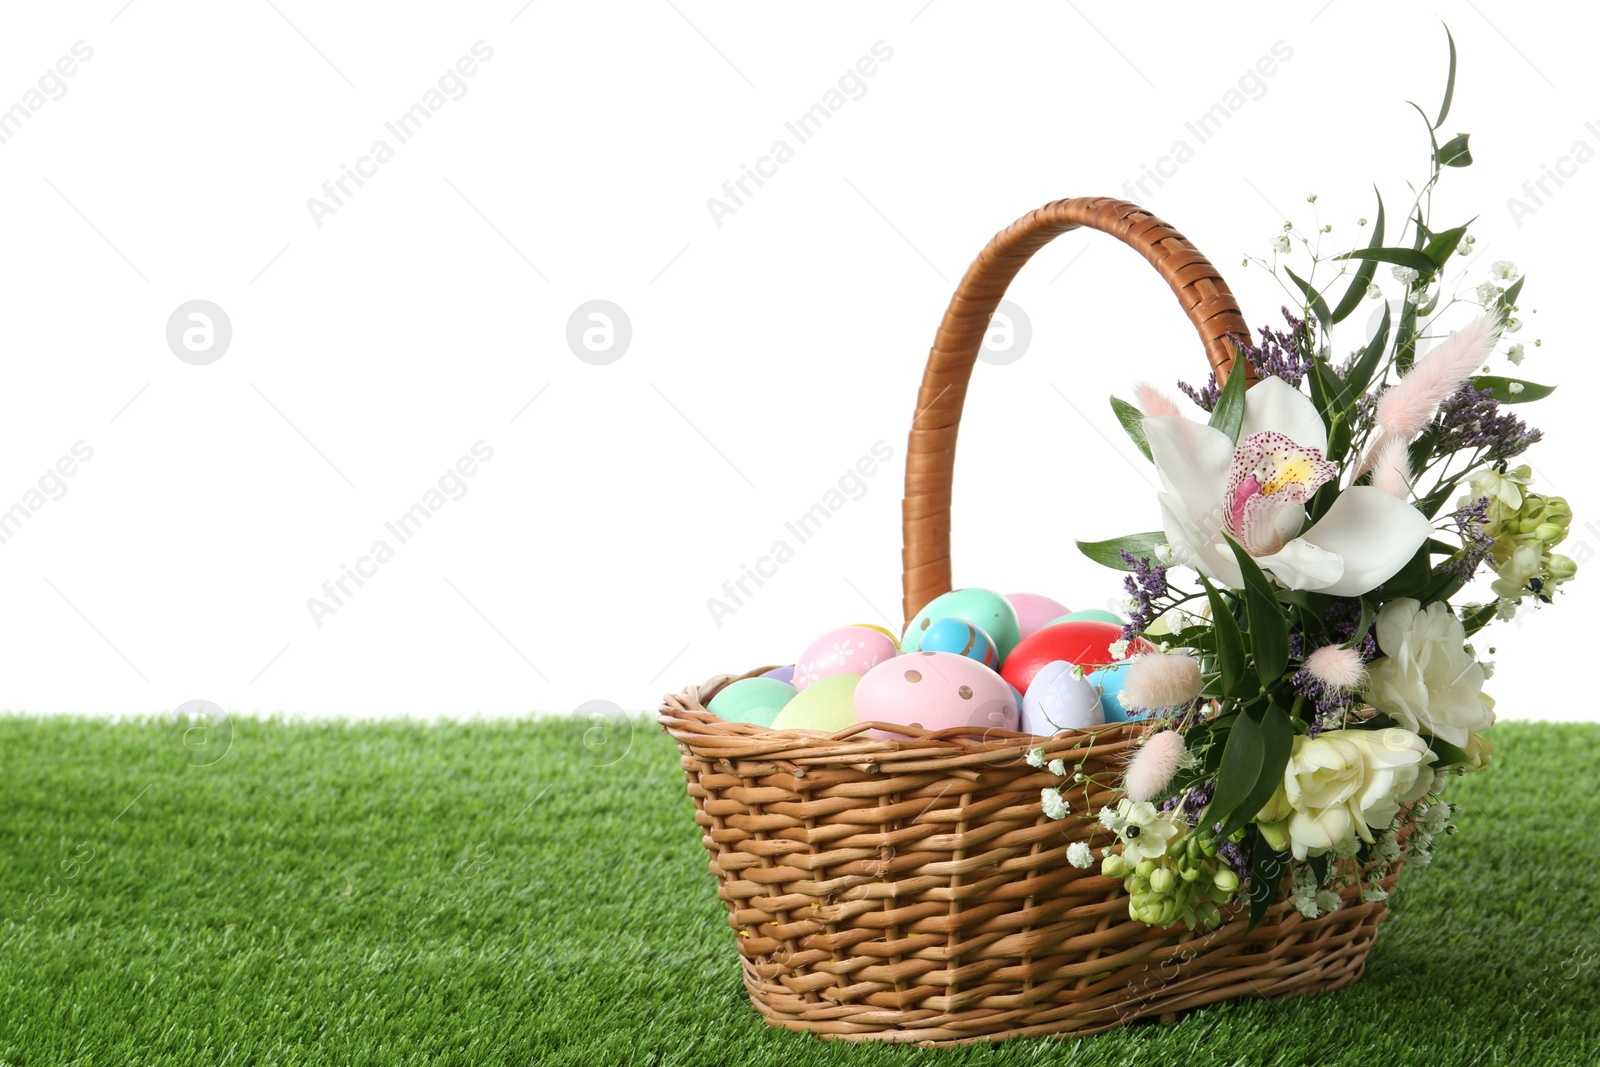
[659,198,1403,1045]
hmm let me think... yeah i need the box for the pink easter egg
[855,651,1018,740]
[1006,593,1072,642]
[793,625,898,691]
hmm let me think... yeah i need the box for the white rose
[1326,728,1437,841]
[1279,734,1364,860]
[1364,599,1496,748]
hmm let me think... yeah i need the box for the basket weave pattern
[661,198,1401,1044]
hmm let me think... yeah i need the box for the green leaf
[1076,532,1167,571]
[1407,101,1443,173]
[1110,396,1152,461]
[1328,190,1385,324]
[1498,276,1526,317]
[1439,133,1472,167]
[1208,361,1248,444]
[1223,537,1289,683]
[1344,303,1391,397]
[1285,266,1332,331]
[1308,852,1330,887]
[1205,709,1265,834]
[1423,223,1471,267]
[1333,245,1438,277]
[1248,833,1289,931]
[1218,704,1295,839]
[1472,375,1554,404]
[1198,574,1247,696]
[1397,295,1420,373]
[1427,737,1471,767]
[1436,24,1458,127]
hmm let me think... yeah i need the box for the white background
[0,1,1593,721]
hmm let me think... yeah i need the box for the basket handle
[900,196,1252,629]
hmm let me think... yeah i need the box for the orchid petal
[1249,536,1345,592]
[1159,494,1238,586]
[1145,415,1233,525]
[1240,376,1328,455]
[1297,486,1433,597]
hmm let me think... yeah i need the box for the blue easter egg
[918,617,1001,670]
[1048,609,1126,628]
[1087,661,1147,724]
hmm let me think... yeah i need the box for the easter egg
[1087,661,1146,724]
[1020,660,1105,735]
[855,651,1018,738]
[852,623,900,644]
[1047,608,1125,627]
[760,664,796,684]
[901,588,1022,659]
[707,677,796,727]
[918,617,1000,670]
[1007,593,1071,641]
[1000,621,1128,694]
[793,626,898,690]
[770,673,860,733]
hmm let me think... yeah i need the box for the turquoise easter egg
[919,617,1000,670]
[770,673,860,733]
[707,677,797,727]
[901,588,1022,660]
[1087,661,1147,724]
[1048,609,1126,628]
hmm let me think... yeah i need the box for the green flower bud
[1150,867,1177,895]
[1135,859,1156,880]
[1102,853,1129,879]
[1548,554,1578,581]
[1213,867,1240,894]
[1179,862,1202,883]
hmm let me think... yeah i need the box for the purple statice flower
[1293,668,1360,737]
[1176,307,1314,408]
[1434,384,1543,462]
[1450,496,1495,579]
[1119,551,1168,638]
[1217,835,1250,878]
[1161,779,1216,824]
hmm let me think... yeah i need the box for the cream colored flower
[1364,599,1495,748]
[1113,799,1180,863]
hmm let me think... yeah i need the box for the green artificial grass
[0,716,1596,1066]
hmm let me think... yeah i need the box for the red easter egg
[1001,621,1137,693]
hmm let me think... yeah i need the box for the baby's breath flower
[1273,234,1292,253]
[1098,805,1125,832]
[1508,382,1525,396]
[1025,747,1047,769]
[1315,889,1343,913]
[1041,788,1070,820]
[1490,260,1520,281]
[1047,758,1068,777]
[1506,317,1523,333]
[1361,883,1390,903]
[1066,841,1094,868]
[1366,283,1382,300]
[1507,343,1525,365]
[1477,282,1502,304]
[1392,265,1420,286]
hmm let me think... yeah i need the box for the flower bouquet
[1050,30,1576,930]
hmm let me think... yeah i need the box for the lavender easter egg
[1020,660,1104,735]
[918,617,1000,670]
[760,664,796,684]
[708,677,796,727]
[793,626,898,691]
[855,651,1018,738]
[1007,593,1071,641]
[769,673,860,733]
[901,588,1022,659]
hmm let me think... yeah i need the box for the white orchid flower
[1144,377,1430,596]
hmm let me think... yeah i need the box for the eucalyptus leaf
[1223,537,1288,683]
[1439,133,1472,167]
[1218,703,1294,839]
[1208,363,1248,444]
[1248,832,1289,930]
[1333,246,1438,277]
[1329,190,1384,324]
[1110,396,1152,461]
[1437,24,1458,127]
[1285,266,1332,331]
[1423,223,1471,267]
[1472,375,1554,404]
[1077,532,1167,571]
